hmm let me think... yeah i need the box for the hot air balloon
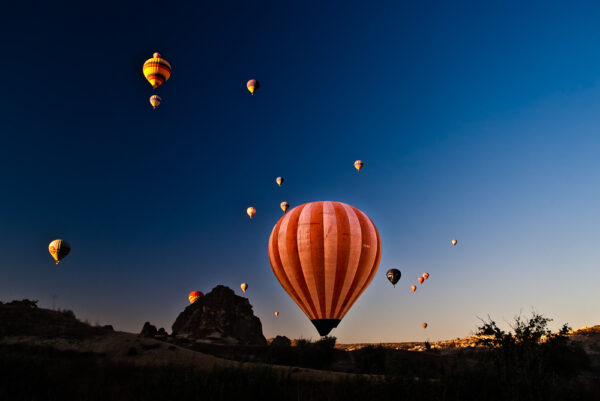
[354,160,364,172]
[247,207,256,219]
[452,239,458,246]
[422,322,428,329]
[149,95,161,109]
[268,201,381,336]
[418,277,424,285]
[386,269,401,287]
[143,52,171,89]
[280,201,290,213]
[423,272,430,280]
[241,283,248,293]
[189,291,203,304]
[411,285,417,293]
[274,311,279,317]
[48,239,70,265]
[276,177,283,187]
[247,79,259,95]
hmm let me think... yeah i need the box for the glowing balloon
[241,283,248,293]
[48,239,70,265]
[268,201,381,336]
[189,291,203,304]
[423,272,429,280]
[149,95,161,109]
[354,160,364,172]
[411,285,417,293]
[280,201,290,213]
[247,207,256,219]
[452,239,458,246]
[422,322,428,329]
[386,269,401,287]
[247,79,259,95]
[418,277,424,285]
[143,52,171,89]
[276,177,283,187]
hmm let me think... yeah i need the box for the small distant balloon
[423,272,430,280]
[241,283,248,293]
[422,322,428,329]
[149,95,161,109]
[276,177,283,187]
[354,160,364,172]
[274,311,279,317]
[386,269,401,287]
[189,291,203,304]
[280,201,290,213]
[247,207,256,219]
[48,239,70,265]
[452,239,458,246]
[411,285,417,293]
[247,79,259,95]
[143,52,171,89]
[418,277,424,285]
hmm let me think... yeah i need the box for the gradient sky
[1,1,599,343]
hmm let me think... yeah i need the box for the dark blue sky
[1,1,599,341]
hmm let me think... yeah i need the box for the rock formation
[172,285,266,345]
[139,322,158,337]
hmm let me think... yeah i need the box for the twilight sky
[1,1,599,342]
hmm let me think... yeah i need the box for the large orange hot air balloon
[247,207,256,219]
[143,52,171,89]
[268,201,381,336]
[189,291,203,304]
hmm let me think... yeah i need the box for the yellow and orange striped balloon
[143,52,171,89]
[268,201,381,336]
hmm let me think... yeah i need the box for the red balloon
[418,277,424,284]
[188,291,203,304]
[268,201,381,336]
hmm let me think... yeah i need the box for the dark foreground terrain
[0,300,598,401]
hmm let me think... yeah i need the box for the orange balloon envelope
[280,201,290,213]
[143,52,171,89]
[418,277,424,284]
[354,160,364,171]
[422,322,428,329]
[241,283,248,293]
[247,79,259,95]
[189,291,203,304]
[452,239,458,246]
[411,285,417,293]
[423,272,429,280]
[268,201,381,336]
[274,311,279,317]
[247,207,256,219]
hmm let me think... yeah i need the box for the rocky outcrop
[139,322,158,337]
[171,285,266,345]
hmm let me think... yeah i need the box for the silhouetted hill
[0,300,106,339]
